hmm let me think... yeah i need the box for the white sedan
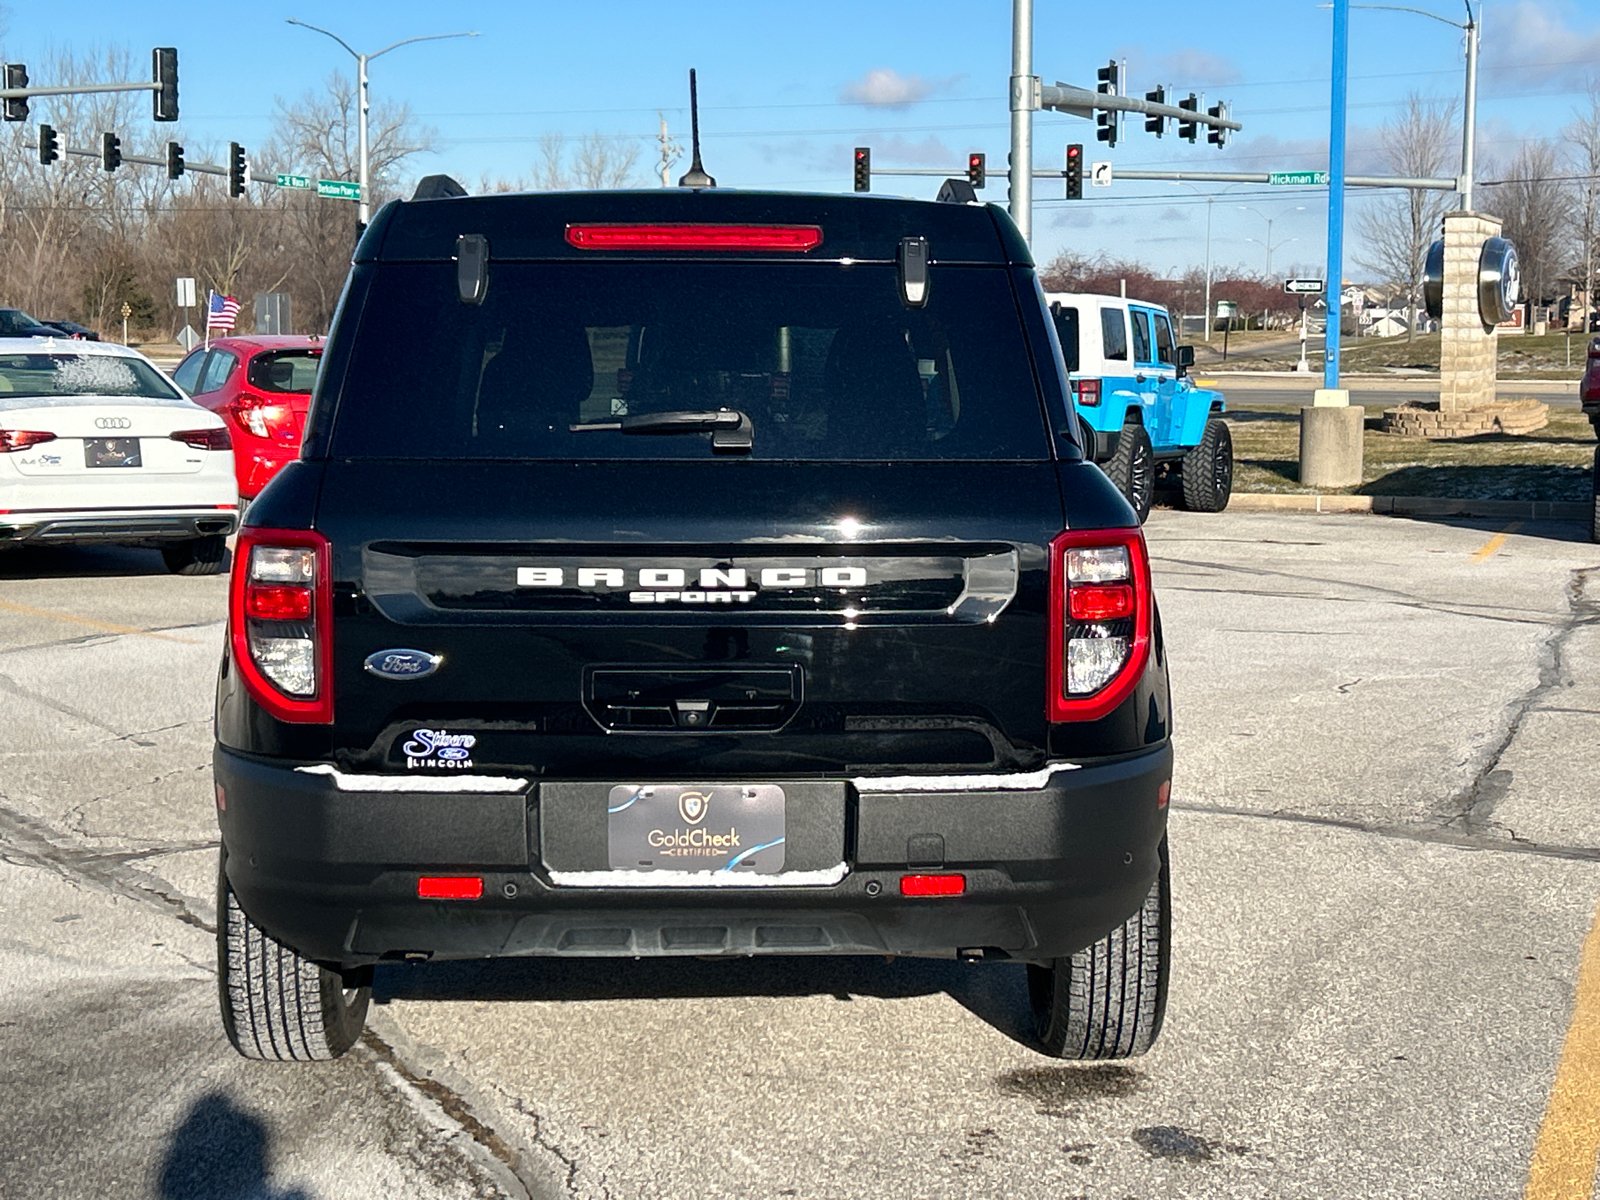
[0,338,238,574]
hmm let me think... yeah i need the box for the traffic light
[167,141,185,180]
[152,48,178,122]
[101,131,122,172]
[3,63,28,123]
[228,142,247,197]
[853,146,870,193]
[1095,59,1120,148]
[1207,102,1229,148]
[37,123,58,166]
[967,152,985,189]
[1177,94,1199,143]
[1145,87,1165,136]
[1065,143,1083,200]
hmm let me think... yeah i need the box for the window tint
[196,350,237,395]
[0,352,182,400]
[1099,308,1128,361]
[0,309,46,336]
[331,262,1049,461]
[1131,310,1153,364]
[1154,313,1175,365]
[172,349,207,394]
[1051,305,1080,373]
[248,350,321,393]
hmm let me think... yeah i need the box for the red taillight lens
[0,429,57,452]
[231,394,298,441]
[228,528,333,723]
[565,223,824,252]
[1071,379,1102,407]
[1048,529,1153,722]
[245,584,313,621]
[418,876,484,901]
[170,426,232,451]
[900,873,966,897]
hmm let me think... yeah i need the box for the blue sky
[3,0,1598,279]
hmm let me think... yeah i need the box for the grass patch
[1218,329,1595,379]
[1227,403,1596,500]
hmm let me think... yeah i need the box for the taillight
[170,426,232,451]
[1071,378,1102,407]
[229,528,333,723]
[231,395,297,441]
[1047,529,1153,721]
[0,429,56,452]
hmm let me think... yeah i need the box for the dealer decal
[403,728,477,770]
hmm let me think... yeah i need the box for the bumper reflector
[900,873,966,897]
[417,876,484,901]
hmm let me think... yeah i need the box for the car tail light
[170,427,231,451]
[229,528,333,723]
[565,223,824,252]
[0,429,56,452]
[1071,379,1102,407]
[900,873,966,897]
[230,394,298,442]
[1048,529,1153,721]
[418,876,483,901]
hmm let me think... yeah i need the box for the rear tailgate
[316,460,1063,778]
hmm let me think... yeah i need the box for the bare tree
[1486,141,1572,313]
[524,133,641,191]
[1565,78,1600,329]
[1355,94,1457,342]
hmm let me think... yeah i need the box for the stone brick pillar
[1439,210,1501,414]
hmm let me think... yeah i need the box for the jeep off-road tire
[1590,446,1600,544]
[218,854,370,1061]
[1105,422,1154,523]
[1027,838,1170,1059]
[162,534,228,576]
[1179,418,1234,513]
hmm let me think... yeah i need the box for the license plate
[84,438,141,468]
[607,784,786,874]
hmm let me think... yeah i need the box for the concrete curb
[1226,493,1590,520]
[1197,373,1578,394]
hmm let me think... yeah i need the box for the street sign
[1216,300,1238,317]
[175,277,195,308]
[1283,278,1326,295]
[276,173,311,190]
[1091,161,1113,187]
[316,179,361,200]
[1268,170,1329,186]
[175,324,201,352]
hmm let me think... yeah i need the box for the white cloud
[839,68,958,110]
[1113,46,1244,90]
[1483,1,1600,88]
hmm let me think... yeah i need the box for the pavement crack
[0,796,216,933]
[1428,565,1600,836]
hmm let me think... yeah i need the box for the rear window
[0,352,181,400]
[330,263,1049,461]
[248,350,321,393]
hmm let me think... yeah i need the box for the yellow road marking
[0,597,198,643]
[1525,901,1600,1200]
[1472,523,1521,563]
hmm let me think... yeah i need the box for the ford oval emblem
[363,649,442,680]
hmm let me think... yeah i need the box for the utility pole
[657,112,681,187]
[286,20,478,229]
[1459,3,1479,210]
[1009,0,1035,243]
[1324,0,1350,395]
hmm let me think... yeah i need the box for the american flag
[206,291,240,332]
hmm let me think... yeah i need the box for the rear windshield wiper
[570,408,753,454]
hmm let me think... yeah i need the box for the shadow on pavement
[0,544,169,579]
[373,953,1040,1050]
[156,1092,310,1200]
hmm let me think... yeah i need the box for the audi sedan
[0,339,238,573]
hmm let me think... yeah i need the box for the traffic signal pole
[1008,0,1034,243]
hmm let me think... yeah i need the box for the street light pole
[1008,0,1035,243]
[1460,3,1479,210]
[286,20,478,228]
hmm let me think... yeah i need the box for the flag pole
[204,290,211,350]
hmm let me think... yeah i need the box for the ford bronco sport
[213,185,1173,1063]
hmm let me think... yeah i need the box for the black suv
[213,186,1172,1063]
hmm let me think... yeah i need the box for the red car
[172,336,322,501]
[1583,337,1600,431]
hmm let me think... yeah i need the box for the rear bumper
[234,444,297,499]
[215,742,1172,968]
[0,506,238,544]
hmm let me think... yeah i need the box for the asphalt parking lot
[2,509,1598,1199]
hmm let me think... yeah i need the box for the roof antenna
[677,68,716,188]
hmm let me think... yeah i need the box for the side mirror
[1174,344,1195,376]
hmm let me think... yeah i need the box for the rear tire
[1105,423,1154,523]
[1179,418,1234,513]
[1590,446,1600,544]
[1027,838,1170,1059]
[162,534,227,576]
[217,853,370,1061]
